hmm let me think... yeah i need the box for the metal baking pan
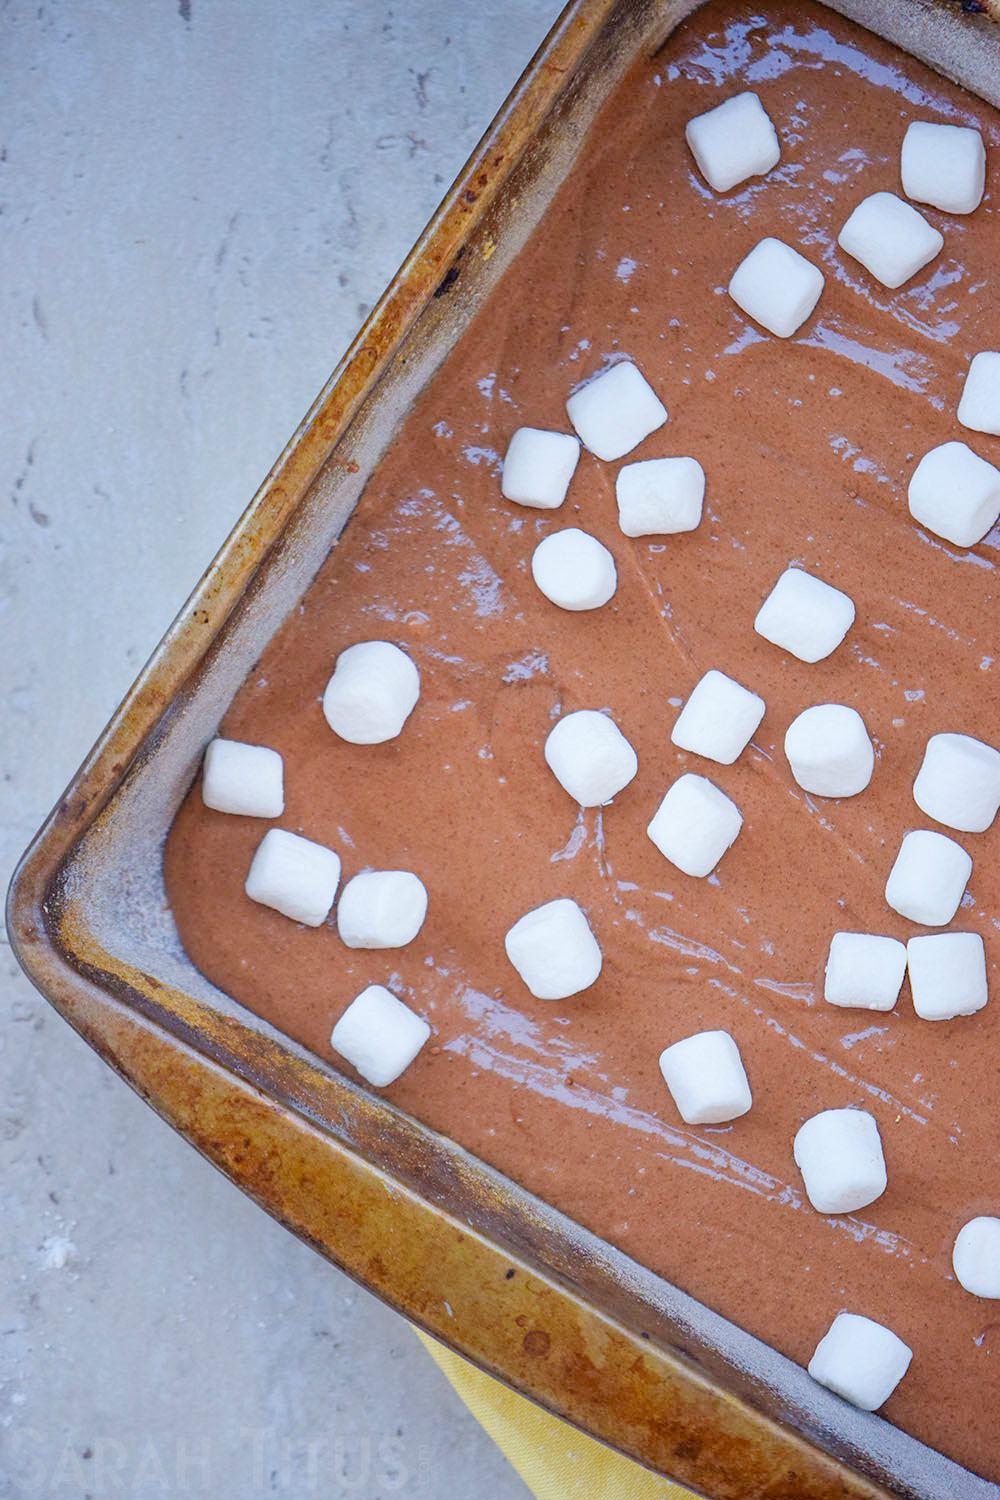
[9,2,1000,1495]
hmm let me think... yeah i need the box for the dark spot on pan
[522,1329,550,1357]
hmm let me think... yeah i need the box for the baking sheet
[10,2,1000,1495]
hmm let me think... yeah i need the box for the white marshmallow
[901,120,986,215]
[201,737,284,818]
[884,829,972,927]
[783,704,874,798]
[808,1312,912,1412]
[684,91,781,193]
[531,528,617,611]
[793,1108,887,1215]
[565,361,667,463]
[728,237,824,339]
[330,984,431,1087]
[958,352,1000,438]
[837,191,943,289]
[504,897,602,1001]
[322,640,420,745]
[670,669,765,766]
[658,1030,752,1125]
[824,932,907,1012]
[245,828,341,926]
[754,567,855,663]
[953,1217,1000,1298]
[906,931,988,1021]
[913,731,1000,833]
[647,773,743,879]
[615,456,704,537]
[336,870,428,949]
[908,440,1000,549]
[544,709,638,807]
[501,426,580,510]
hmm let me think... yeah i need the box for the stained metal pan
[8,2,1000,1496]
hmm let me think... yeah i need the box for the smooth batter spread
[165,2,1000,1479]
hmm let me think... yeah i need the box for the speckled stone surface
[1,3,556,1492]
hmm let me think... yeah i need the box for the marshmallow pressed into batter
[728,236,824,338]
[336,869,428,950]
[908,441,1000,549]
[544,709,638,807]
[658,1030,752,1125]
[670,669,765,766]
[531,528,618,611]
[646,773,743,878]
[754,567,855,662]
[906,932,988,1022]
[330,984,432,1088]
[245,828,341,927]
[838,191,943,288]
[501,426,581,509]
[793,1107,887,1215]
[615,455,705,536]
[901,120,986,215]
[912,731,1000,833]
[784,704,874,798]
[322,640,421,745]
[201,737,284,819]
[809,1312,912,1411]
[684,91,781,193]
[565,361,667,462]
[884,829,972,927]
[823,933,907,1012]
[953,1217,1000,1298]
[504,897,603,1001]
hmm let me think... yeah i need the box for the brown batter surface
[165,2,1000,1479]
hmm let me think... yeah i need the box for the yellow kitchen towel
[415,1327,699,1500]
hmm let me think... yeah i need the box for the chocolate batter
[165,2,1000,1478]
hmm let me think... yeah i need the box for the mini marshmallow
[684,91,781,193]
[245,828,341,926]
[615,456,705,537]
[784,704,874,798]
[754,567,855,663]
[884,829,972,927]
[837,191,943,289]
[901,120,986,215]
[670,669,765,766]
[330,983,431,1087]
[808,1312,912,1412]
[906,931,987,1021]
[658,1029,752,1125]
[913,731,1000,833]
[565,361,667,463]
[824,932,907,1012]
[531,528,617,611]
[336,869,428,949]
[647,773,743,879]
[501,426,581,510]
[908,440,1000,549]
[793,1108,887,1215]
[953,1217,1000,1298]
[544,709,638,807]
[958,352,1000,437]
[201,737,284,818]
[322,640,420,745]
[728,237,824,338]
[504,897,602,1001]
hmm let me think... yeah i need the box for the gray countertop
[1,5,558,1493]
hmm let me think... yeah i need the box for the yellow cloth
[415,1327,699,1500]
